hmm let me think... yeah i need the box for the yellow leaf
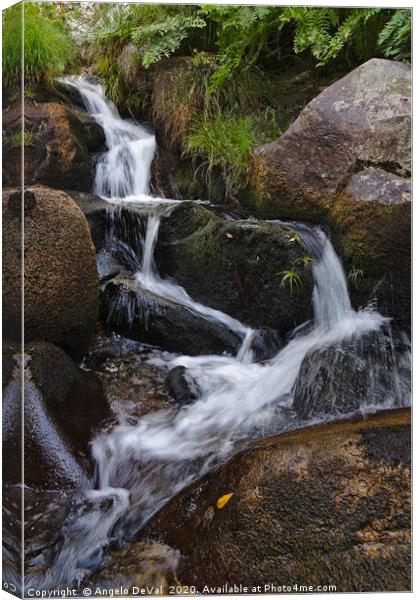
[216,492,234,509]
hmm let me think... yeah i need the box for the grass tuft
[185,113,261,197]
[2,3,75,87]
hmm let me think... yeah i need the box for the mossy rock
[144,408,411,592]
[157,202,314,335]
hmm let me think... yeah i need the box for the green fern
[378,9,411,62]
[131,14,206,68]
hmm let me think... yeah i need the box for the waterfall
[38,76,410,590]
[61,76,156,199]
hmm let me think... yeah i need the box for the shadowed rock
[102,275,242,356]
[3,341,110,489]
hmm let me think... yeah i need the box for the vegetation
[279,268,304,295]
[348,266,365,289]
[4,4,410,197]
[2,2,75,87]
[185,114,261,196]
[7,129,35,149]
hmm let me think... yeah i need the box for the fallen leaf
[216,492,234,509]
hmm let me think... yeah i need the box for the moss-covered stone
[144,408,411,592]
[158,202,314,334]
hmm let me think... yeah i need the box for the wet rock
[102,275,242,356]
[165,366,198,406]
[3,486,72,590]
[144,408,411,592]
[84,334,172,418]
[249,59,411,331]
[2,99,105,191]
[293,329,410,419]
[81,539,180,593]
[52,77,94,109]
[69,191,150,260]
[67,190,112,250]
[3,341,110,489]
[96,250,127,284]
[157,202,313,335]
[3,186,99,359]
[251,327,283,361]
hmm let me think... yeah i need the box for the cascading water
[62,76,156,200]
[34,76,410,590]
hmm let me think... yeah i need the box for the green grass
[7,129,36,149]
[279,268,304,295]
[2,3,75,87]
[185,114,261,196]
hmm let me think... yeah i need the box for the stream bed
[9,75,411,593]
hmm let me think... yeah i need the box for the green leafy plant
[348,266,365,288]
[284,231,305,248]
[297,255,314,270]
[279,7,411,66]
[7,129,35,149]
[2,3,75,86]
[131,14,206,68]
[378,9,411,62]
[279,268,303,295]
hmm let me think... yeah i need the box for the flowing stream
[35,76,410,589]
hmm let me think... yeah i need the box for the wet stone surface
[84,334,174,418]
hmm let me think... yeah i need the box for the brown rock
[145,408,411,592]
[3,186,99,359]
[2,99,104,191]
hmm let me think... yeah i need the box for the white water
[61,76,156,199]
[37,76,409,588]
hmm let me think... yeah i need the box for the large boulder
[3,341,110,489]
[157,202,314,335]
[3,186,100,359]
[255,58,410,199]
[2,99,105,191]
[249,59,411,330]
[102,275,242,356]
[145,408,411,592]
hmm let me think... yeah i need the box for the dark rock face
[293,329,410,419]
[144,409,411,592]
[2,100,105,191]
[165,366,198,406]
[3,186,99,359]
[3,342,110,489]
[249,59,411,331]
[157,202,314,335]
[102,276,242,356]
